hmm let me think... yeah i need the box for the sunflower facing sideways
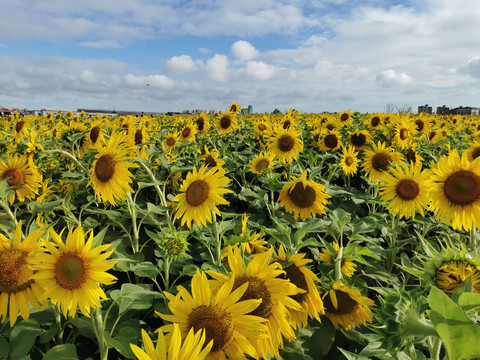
[318,241,357,278]
[87,131,138,205]
[0,221,46,327]
[379,163,431,220]
[130,323,212,360]
[174,165,232,228]
[249,152,276,175]
[273,245,325,330]
[0,153,42,204]
[159,269,268,360]
[30,226,117,318]
[278,170,330,221]
[267,126,303,164]
[208,246,304,359]
[362,141,403,183]
[321,280,375,330]
[429,149,480,231]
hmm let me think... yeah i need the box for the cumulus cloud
[231,41,259,60]
[246,61,275,80]
[163,55,199,75]
[205,54,228,82]
[375,70,412,87]
[125,74,174,90]
[458,56,480,79]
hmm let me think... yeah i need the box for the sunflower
[338,109,353,126]
[179,122,197,143]
[228,100,240,114]
[0,221,46,327]
[429,149,480,231]
[321,280,375,330]
[87,131,138,205]
[252,117,271,137]
[436,260,480,295]
[222,215,269,258]
[0,153,42,204]
[194,112,210,134]
[347,129,372,151]
[317,129,342,152]
[278,170,330,221]
[133,126,151,160]
[208,246,304,359]
[379,163,431,220]
[159,269,268,360]
[465,140,480,162]
[163,132,180,153]
[392,118,417,149]
[404,145,424,166]
[197,146,226,170]
[365,113,383,130]
[362,141,403,183]
[273,245,324,330]
[216,111,237,135]
[339,145,359,176]
[31,226,117,318]
[130,323,212,360]
[174,165,232,228]
[13,116,32,142]
[248,152,276,175]
[318,241,357,277]
[267,126,303,164]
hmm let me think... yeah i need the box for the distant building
[418,104,432,114]
[240,105,253,114]
[449,106,480,115]
[436,105,450,115]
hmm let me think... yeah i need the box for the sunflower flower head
[0,221,46,327]
[31,226,117,318]
[318,241,357,277]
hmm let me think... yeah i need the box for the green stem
[43,149,88,174]
[211,211,222,266]
[164,258,171,292]
[0,198,17,226]
[126,192,139,253]
[429,336,442,360]
[334,229,344,282]
[93,308,108,360]
[53,306,64,344]
[469,224,477,249]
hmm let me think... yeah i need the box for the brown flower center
[188,305,234,353]
[0,248,34,293]
[406,148,417,163]
[350,133,366,147]
[135,129,143,145]
[472,147,480,160]
[2,168,25,187]
[340,113,349,122]
[443,170,480,206]
[94,154,116,182]
[15,120,25,133]
[182,127,191,138]
[196,118,205,131]
[370,116,380,127]
[185,180,209,206]
[90,126,100,143]
[395,179,420,200]
[220,115,231,129]
[166,137,176,147]
[326,124,336,131]
[282,264,308,303]
[233,276,273,319]
[344,156,354,166]
[288,183,316,208]
[323,289,358,315]
[415,119,424,132]
[55,253,87,290]
[324,134,338,149]
[255,159,270,172]
[371,152,392,172]
[399,128,409,141]
[257,124,267,131]
[277,135,295,152]
[283,120,291,129]
[204,155,217,167]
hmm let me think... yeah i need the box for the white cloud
[231,40,259,60]
[205,54,228,82]
[246,61,275,80]
[375,70,412,87]
[163,55,199,75]
[125,74,174,90]
[458,56,480,79]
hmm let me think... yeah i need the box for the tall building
[436,105,450,115]
[418,104,432,114]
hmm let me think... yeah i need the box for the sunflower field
[1,104,480,360]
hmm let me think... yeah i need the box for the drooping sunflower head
[0,221,46,327]
[429,149,480,231]
[318,241,357,277]
[465,140,480,162]
[249,152,276,175]
[365,113,383,130]
[321,280,375,330]
[278,170,330,221]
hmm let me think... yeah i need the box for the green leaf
[112,283,162,315]
[9,321,45,359]
[329,208,351,231]
[338,348,371,360]
[43,344,79,360]
[0,336,9,359]
[308,321,336,357]
[457,292,480,313]
[104,327,137,359]
[428,287,480,360]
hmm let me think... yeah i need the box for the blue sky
[1,0,479,113]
